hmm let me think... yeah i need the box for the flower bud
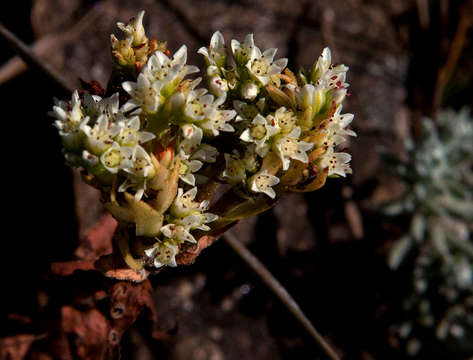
[242,82,258,100]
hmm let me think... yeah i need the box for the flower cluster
[51,11,356,270]
[384,109,473,356]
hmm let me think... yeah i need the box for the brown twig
[432,1,473,117]
[0,22,74,94]
[0,6,102,87]
[224,231,341,360]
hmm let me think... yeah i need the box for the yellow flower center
[250,124,267,140]
[251,59,269,75]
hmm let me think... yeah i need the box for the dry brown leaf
[61,306,109,360]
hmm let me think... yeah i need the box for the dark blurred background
[0,0,472,359]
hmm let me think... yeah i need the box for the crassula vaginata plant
[384,109,473,356]
[50,11,356,272]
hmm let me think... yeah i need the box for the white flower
[273,107,297,134]
[143,45,199,89]
[176,212,218,231]
[100,142,134,173]
[171,187,209,218]
[240,114,279,157]
[162,212,217,243]
[246,46,287,86]
[241,82,259,100]
[231,33,255,66]
[81,114,120,155]
[320,105,356,147]
[248,169,280,199]
[83,93,119,121]
[296,84,325,115]
[179,150,203,186]
[313,47,332,80]
[120,145,156,201]
[122,73,164,113]
[201,109,236,136]
[167,188,218,233]
[179,124,203,155]
[110,34,134,67]
[310,48,349,105]
[184,89,219,123]
[274,127,313,171]
[50,90,88,151]
[81,150,99,167]
[125,145,156,178]
[198,31,226,67]
[116,10,147,46]
[209,75,228,98]
[144,241,179,268]
[320,148,352,177]
[161,223,197,244]
[116,115,155,146]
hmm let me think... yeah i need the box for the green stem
[117,233,144,271]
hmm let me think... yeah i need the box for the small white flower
[120,145,156,201]
[241,82,259,100]
[143,45,199,88]
[100,142,134,173]
[273,107,297,134]
[179,150,203,186]
[246,46,287,86]
[320,105,356,147]
[116,10,147,46]
[50,90,88,151]
[83,93,119,121]
[201,109,236,136]
[231,33,255,66]
[309,48,349,105]
[122,73,164,113]
[198,31,226,67]
[274,127,313,171]
[313,47,332,80]
[161,223,197,244]
[240,114,279,157]
[116,115,155,146]
[144,240,179,268]
[81,150,99,167]
[179,124,203,155]
[81,114,120,155]
[320,148,352,177]
[248,169,280,199]
[184,89,218,122]
[125,145,156,178]
[296,84,325,115]
[171,187,209,218]
[209,75,228,98]
[176,212,218,231]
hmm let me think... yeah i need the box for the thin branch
[0,22,74,94]
[432,1,473,117]
[0,6,102,87]
[224,231,341,360]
